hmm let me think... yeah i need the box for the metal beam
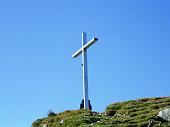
[81,32,89,109]
[72,38,98,58]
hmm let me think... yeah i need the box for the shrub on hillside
[48,110,56,117]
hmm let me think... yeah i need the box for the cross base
[80,99,92,111]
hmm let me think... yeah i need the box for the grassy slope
[32,97,170,127]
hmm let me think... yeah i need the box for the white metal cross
[72,32,98,109]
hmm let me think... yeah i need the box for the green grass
[32,96,170,127]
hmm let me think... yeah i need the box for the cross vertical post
[82,32,89,109]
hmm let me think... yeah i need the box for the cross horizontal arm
[72,38,98,58]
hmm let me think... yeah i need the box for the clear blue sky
[0,0,170,127]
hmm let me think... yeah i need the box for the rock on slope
[32,97,170,127]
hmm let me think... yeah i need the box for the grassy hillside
[32,97,170,127]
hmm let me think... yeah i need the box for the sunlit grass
[32,96,170,127]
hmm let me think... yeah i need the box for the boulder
[158,109,170,122]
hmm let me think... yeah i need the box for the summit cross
[72,32,98,109]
